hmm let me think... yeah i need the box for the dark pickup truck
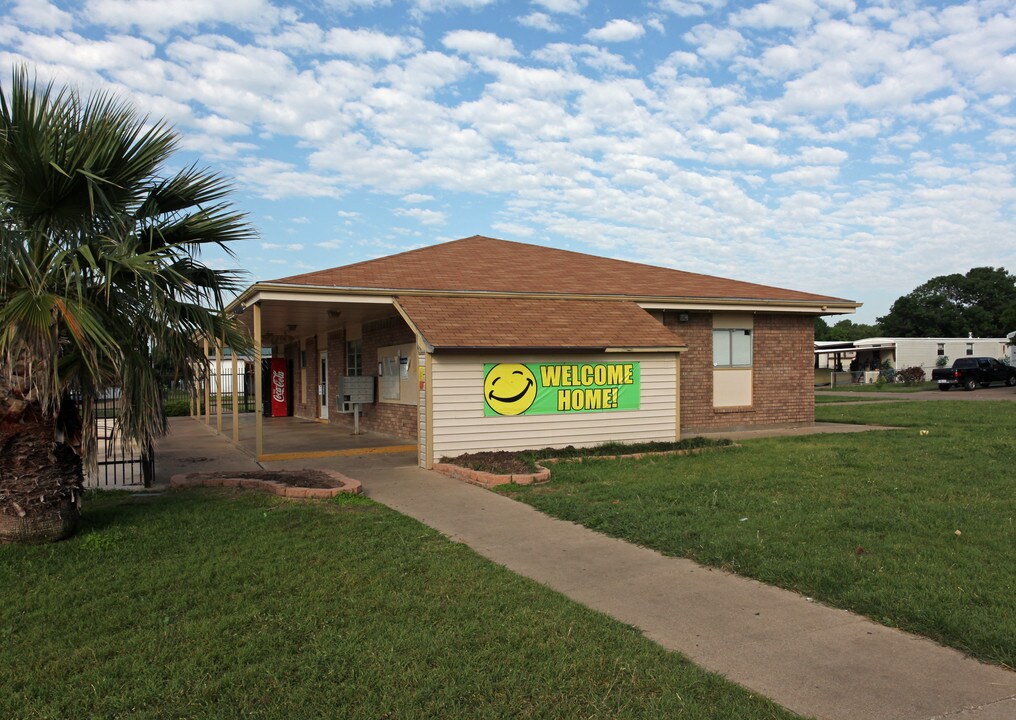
[932,357,1016,391]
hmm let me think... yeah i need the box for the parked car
[931,357,1016,391]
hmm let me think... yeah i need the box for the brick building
[228,236,858,466]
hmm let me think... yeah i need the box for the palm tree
[0,67,254,542]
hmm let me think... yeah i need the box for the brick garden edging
[431,463,551,489]
[169,469,362,498]
[433,444,739,489]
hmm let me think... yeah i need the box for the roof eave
[233,281,859,313]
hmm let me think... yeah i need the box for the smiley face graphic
[484,363,538,416]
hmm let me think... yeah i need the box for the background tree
[815,317,882,341]
[877,267,1016,338]
[0,68,254,542]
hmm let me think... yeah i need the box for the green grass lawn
[0,490,800,720]
[499,401,1016,668]
[816,381,936,393]
[814,395,891,404]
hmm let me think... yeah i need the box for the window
[966,343,974,356]
[713,329,752,367]
[936,343,944,356]
[346,339,362,376]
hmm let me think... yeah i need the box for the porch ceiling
[237,298,399,343]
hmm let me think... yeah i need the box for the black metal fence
[74,391,153,488]
[178,359,258,417]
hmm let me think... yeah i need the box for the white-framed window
[346,339,362,376]
[713,329,752,368]
[966,343,974,356]
[936,343,944,356]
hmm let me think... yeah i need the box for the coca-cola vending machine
[261,358,293,417]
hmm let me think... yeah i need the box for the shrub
[896,366,926,384]
[164,399,191,417]
[936,355,950,367]
[878,359,896,383]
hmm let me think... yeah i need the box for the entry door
[319,351,329,420]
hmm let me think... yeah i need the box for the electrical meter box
[338,376,375,413]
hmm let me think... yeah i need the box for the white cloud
[84,0,284,35]
[11,0,73,31]
[402,193,435,202]
[518,12,562,32]
[683,24,746,60]
[238,160,346,200]
[192,114,249,137]
[771,165,840,184]
[533,0,587,14]
[394,208,447,225]
[798,146,848,164]
[324,28,423,60]
[261,242,306,251]
[442,30,517,58]
[533,43,635,73]
[491,221,535,237]
[585,19,645,43]
[732,0,821,30]
[658,0,728,17]
[411,0,498,16]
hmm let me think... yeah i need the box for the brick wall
[356,317,418,438]
[665,311,815,431]
[292,336,318,419]
[284,317,417,441]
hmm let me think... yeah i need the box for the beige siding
[431,353,677,462]
[713,368,752,407]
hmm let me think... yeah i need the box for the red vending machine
[261,358,293,417]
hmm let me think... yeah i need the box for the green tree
[815,317,881,341]
[877,268,1016,338]
[0,68,254,542]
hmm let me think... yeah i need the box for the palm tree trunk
[0,377,83,544]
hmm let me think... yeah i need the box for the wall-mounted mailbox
[338,376,375,413]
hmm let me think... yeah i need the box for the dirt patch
[194,470,340,489]
[171,469,362,498]
[442,438,734,475]
[439,451,537,475]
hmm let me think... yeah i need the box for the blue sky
[2,0,1015,324]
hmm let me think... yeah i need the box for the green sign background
[483,362,641,416]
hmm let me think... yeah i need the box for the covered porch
[192,288,421,462]
[191,412,415,461]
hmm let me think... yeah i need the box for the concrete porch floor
[194,412,416,461]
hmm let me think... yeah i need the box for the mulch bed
[442,438,734,475]
[171,469,362,498]
[439,451,537,475]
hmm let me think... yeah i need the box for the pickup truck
[931,357,1016,391]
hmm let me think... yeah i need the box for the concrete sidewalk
[158,419,1016,720]
[270,457,1016,720]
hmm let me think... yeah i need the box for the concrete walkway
[158,418,1016,720]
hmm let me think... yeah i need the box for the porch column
[674,353,682,441]
[215,339,224,434]
[231,346,239,443]
[203,338,211,425]
[189,361,196,417]
[253,303,264,459]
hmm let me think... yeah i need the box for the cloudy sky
[2,0,1015,322]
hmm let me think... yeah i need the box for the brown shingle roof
[396,296,686,350]
[268,235,852,304]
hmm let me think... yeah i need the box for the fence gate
[79,392,154,489]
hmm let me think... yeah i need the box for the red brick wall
[323,316,418,440]
[665,311,815,431]
[292,336,318,419]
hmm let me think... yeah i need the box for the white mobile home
[815,336,1010,385]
